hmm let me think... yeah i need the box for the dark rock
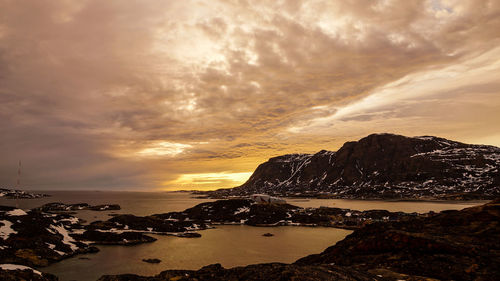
[262,233,274,237]
[142,258,161,264]
[0,188,50,199]
[295,199,500,280]
[176,232,201,238]
[36,203,121,212]
[88,204,121,211]
[0,207,98,267]
[91,213,202,233]
[72,230,157,245]
[161,199,254,223]
[87,199,419,235]
[99,263,375,281]
[0,267,58,281]
[98,274,160,281]
[245,203,299,226]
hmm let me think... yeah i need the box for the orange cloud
[1,0,499,190]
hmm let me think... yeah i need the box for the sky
[1,0,500,191]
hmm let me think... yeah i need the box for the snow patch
[234,207,250,215]
[51,225,78,251]
[46,243,66,256]
[0,220,16,240]
[6,209,27,216]
[60,217,79,225]
[0,264,42,275]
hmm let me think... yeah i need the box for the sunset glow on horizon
[1,0,500,191]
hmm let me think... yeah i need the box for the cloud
[0,0,499,190]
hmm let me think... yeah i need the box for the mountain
[213,133,500,199]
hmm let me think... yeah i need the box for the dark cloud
[0,0,499,190]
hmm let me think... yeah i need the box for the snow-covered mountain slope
[228,134,500,199]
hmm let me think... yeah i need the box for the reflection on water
[287,198,485,213]
[42,225,352,281]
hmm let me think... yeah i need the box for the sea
[0,191,486,281]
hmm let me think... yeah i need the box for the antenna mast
[16,160,21,189]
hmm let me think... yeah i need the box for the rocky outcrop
[98,263,375,281]
[72,230,157,246]
[0,264,58,281]
[0,206,97,267]
[142,258,161,264]
[207,134,500,199]
[36,203,121,212]
[0,188,49,199]
[295,199,500,280]
[86,199,419,235]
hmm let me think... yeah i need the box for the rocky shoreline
[0,188,50,199]
[36,202,121,213]
[0,198,422,279]
[1,198,499,280]
[100,199,500,281]
[84,198,422,233]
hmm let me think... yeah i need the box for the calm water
[0,191,486,281]
[43,225,352,281]
[286,198,485,213]
[0,191,215,223]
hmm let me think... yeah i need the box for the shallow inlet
[41,225,352,281]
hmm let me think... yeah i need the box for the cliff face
[231,133,500,199]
